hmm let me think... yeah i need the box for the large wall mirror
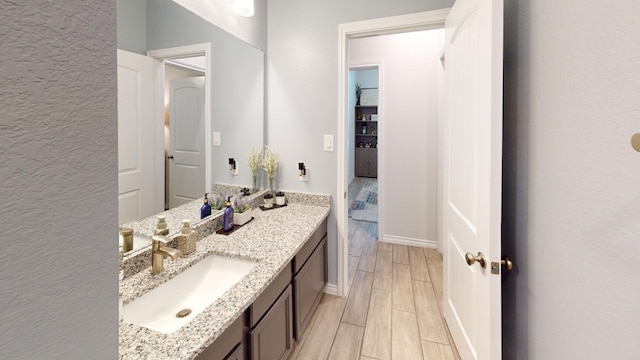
[117,0,264,254]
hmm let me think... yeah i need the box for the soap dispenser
[223,196,234,232]
[176,219,196,256]
[201,193,212,219]
[154,215,169,236]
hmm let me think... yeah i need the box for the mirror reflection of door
[165,60,205,210]
[117,49,155,224]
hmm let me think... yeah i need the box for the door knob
[168,155,174,159]
[465,252,486,268]
[491,256,515,274]
[632,133,640,152]
[500,256,513,271]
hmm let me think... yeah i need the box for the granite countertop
[118,202,330,359]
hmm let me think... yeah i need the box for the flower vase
[269,178,275,195]
[233,209,253,226]
[252,176,258,194]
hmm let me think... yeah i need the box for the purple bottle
[223,196,234,231]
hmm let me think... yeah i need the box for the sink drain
[176,309,192,318]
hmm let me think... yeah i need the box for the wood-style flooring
[288,178,460,360]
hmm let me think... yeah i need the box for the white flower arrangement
[263,146,279,193]
[247,148,263,192]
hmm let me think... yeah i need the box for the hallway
[288,178,460,359]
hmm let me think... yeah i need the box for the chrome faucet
[151,235,182,275]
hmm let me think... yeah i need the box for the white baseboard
[324,283,339,296]
[382,235,438,248]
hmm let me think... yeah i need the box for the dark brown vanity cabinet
[292,219,328,340]
[249,285,293,360]
[196,314,245,360]
[223,343,244,360]
[247,262,294,360]
[196,217,328,360]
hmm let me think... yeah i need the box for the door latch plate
[491,262,500,275]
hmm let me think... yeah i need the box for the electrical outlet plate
[213,132,221,146]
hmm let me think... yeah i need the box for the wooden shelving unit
[354,105,378,178]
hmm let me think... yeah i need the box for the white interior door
[168,77,205,208]
[117,49,155,224]
[443,0,504,359]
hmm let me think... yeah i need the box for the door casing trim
[336,10,450,297]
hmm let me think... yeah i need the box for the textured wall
[267,0,454,286]
[0,1,118,358]
[502,0,640,358]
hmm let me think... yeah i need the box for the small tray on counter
[216,217,255,235]
[259,203,288,211]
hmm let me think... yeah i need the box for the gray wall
[0,1,118,358]
[502,0,640,358]
[116,0,147,54]
[267,0,454,286]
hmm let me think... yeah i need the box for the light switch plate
[213,132,221,146]
[324,134,334,152]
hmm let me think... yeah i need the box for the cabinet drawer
[293,218,327,274]
[249,262,292,328]
[293,237,327,340]
[249,285,293,360]
[196,313,245,360]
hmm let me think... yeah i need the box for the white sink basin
[122,255,258,334]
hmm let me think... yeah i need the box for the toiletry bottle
[201,193,212,219]
[177,219,196,256]
[154,215,169,236]
[223,196,234,232]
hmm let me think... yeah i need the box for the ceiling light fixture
[232,0,254,17]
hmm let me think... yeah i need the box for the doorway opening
[347,64,380,291]
[338,3,505,358]
[162,57,205,210]
[338,13,448,298]
[148,43,212,213]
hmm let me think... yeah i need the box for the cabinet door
[224,343,244,360]
[293,237,327,340]
[249,285,293,360]
[368,148,378,178]
[355,147,369,177]
[249,263,292,328]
